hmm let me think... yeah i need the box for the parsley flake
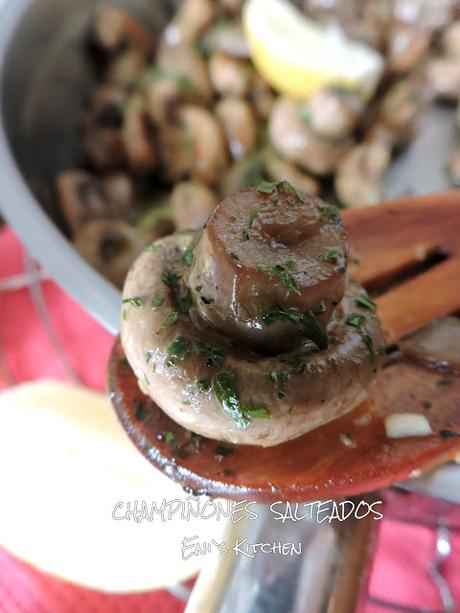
[162,271,181,287]
[213,372,249,430]
[182,247,194,266]
[151,298,163,310]
[167,336,191,367]
[356,294,377,311]
[123,297,142,307]
[197,379,211,393]
[346,313,366,328]
[243,405,270,419]
[179,293,193,313]
[164,311,179,327]
[257,264,301,295]
[320,204,340,222]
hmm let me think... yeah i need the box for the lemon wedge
[243,0,384,100]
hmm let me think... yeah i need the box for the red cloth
[0,227,459,612]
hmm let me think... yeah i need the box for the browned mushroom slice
[269,97,352,176]
[106,48,147,90]
[209,52,251,97]
[57,171,111,235]
[57,170,137,236]
[122,95,157,174]
[156,124,194,183]
[92,7,154,56]
[400,317,460,375]
[89,85,125,129]
[163,0,216,45]
[386,23,430,74]
[442,20,460,58]
[219,0,244,17]
[215,97,257,161]
[101,173,135,216]
[375,77,426,149]
[74,220,150,288]
[249,73,275,120]
[200,22,250,59]
[170,182,217,231]
[302,87,363,140]
[156,43,213,106]
[426,58,460,101]
[81,124,125,171]
[177,106,228,186]
[335,136,391,208]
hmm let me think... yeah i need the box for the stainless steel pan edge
[0,0,121,333]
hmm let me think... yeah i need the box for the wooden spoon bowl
[108,192,460,502]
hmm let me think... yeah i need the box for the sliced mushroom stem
[188,185,347,351]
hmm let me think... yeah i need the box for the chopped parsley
[256,179,305,202]
[213,371,249,429]
[248,207,260,227]
[269,371,290,399]
[320,204,340,222]
[162,270,181,287]
[260,306,328,350]
[165,431,175,443]
[192,340,225,367]
[179,293,193,313]
[313,302,326,315]
[182,247,194,266]
[164,311,179,327]
[151,298,163,310]
[302,311,329,350]
[321,249,340,264]
[230,252,239,261]
[145,349,155,364]
[361,334,375,360]
[269,371,291,388]
[122,297,142,307]
[440,429,460,439]
[346,313,366,328]
[242,229,250,241]
[356,294,377,311]
[166,335,191,367]
[257,179,283,194]
[145,243,157,252]
[298,106,312,124]
[257,264,301,295]
[244,405,270,419]
[260,306,303,326]
[134,398,146,421]
[213,372,270,428]
[279,354,307,374]
[215,445,234,459]
[197,379,211,393]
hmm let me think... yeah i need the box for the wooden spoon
[108,192,460,502]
